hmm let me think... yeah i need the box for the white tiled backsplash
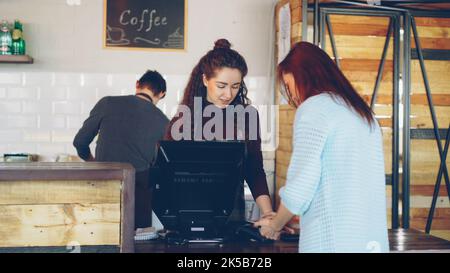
[0,71,276,174]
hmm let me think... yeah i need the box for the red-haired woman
[255,42,389,253]
[165,39,274,221]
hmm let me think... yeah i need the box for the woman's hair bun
[214,39,231,50]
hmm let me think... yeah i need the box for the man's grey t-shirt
[73,95,169,171]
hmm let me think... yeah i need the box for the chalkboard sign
[103,0,187,51]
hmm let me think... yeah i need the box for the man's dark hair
[138,70,166,95]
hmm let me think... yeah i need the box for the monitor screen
[152,140,246,238]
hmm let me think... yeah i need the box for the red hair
[278,42,374,125]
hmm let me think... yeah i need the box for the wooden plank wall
[323,14,394,229]
[274,0,302,229]
[275,0,302,210]
[276,4,393,225]
[275,2,395,232]
[275,2,449,241]
[0,180,121,247]
[409,17,450,240]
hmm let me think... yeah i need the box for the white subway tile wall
[67,87,97,101]
[35,143,67,158]
[0,87,6,98]
[0,73,22,85]
[22,101,52,114]
[8,143,37,154]
[0,72,275,186]
[80,101,97,115]
[23,73,54,87]
[23,130,52,143]
[7,87,39,100]
[53,73,81,87]
[4,115,38,128]
[52,101,82,115]
[0,130,23,143]
[0,101,21,114]
[39,115,66,129]
[66,116,85,129]
[51,130,79,143]
[39,87,68,101]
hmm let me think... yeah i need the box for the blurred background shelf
[0,55,33,64]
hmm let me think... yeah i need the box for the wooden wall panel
[411,139,450,185]
[275,0,303,208]
[275,4,396,219]
[0,180,121,205]
[0,203,120,247]
[409,16,450,240]
[0,162,135,252]
[410,105,450,128]
[414,17,450,28]
[411,94,450,106]
[274,4,450,240]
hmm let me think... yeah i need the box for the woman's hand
[259,212,296,235]
[260,211,276,220]
[254,218,281,240]
[254,203,297,240]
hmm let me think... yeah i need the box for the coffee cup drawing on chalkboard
[163,27,184,49]
[106,25,130,46]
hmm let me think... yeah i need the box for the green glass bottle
[12,20,25,55]
[0,20,12,55]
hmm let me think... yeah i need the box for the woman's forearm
[255,195,273,216]
[270,203,294,231]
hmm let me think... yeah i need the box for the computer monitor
[151,140,246,241]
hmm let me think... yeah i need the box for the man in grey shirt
[73,70,169,228]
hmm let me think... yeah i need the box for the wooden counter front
[135,229,450,253]
[0,162,135,253]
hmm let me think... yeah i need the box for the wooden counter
[1,162,449,253]
[0,162,135,253]
[135,229,450,253]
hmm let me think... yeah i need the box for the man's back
[73,95,169,171]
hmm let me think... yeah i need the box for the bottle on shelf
[0,20,12,55]
[12,20,26,55]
